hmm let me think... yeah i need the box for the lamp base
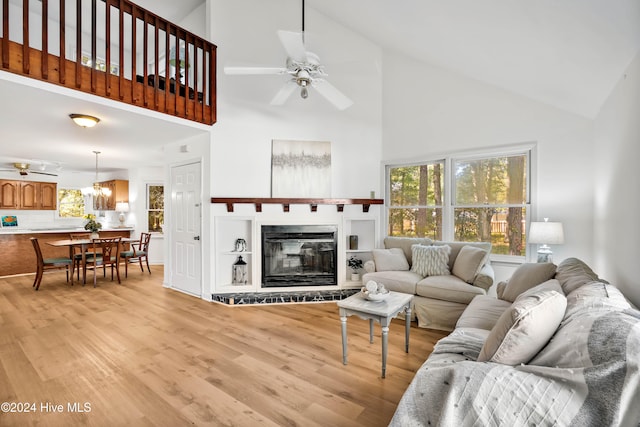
[118,213,126,227]
[536,245,553,263]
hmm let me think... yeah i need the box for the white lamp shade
[529,221,564,245]
[115,202,129,213]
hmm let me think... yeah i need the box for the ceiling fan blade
[277,30,307,63]
[224,66,287,75]
[31,171,58,176]
[311,80,353,110]
[270,80,299,106]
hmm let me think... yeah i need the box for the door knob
[193,236,200,241]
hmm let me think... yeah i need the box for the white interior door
[170,162,202,296]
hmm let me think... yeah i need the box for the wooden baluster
[105,0,111,96]
[142,10,148,107]
[184,35,190,117]
[41,0,48,79]
[90,0,97,92]
[22,0,29,74]
[130,2,136,104]
[209,44,216,123]
[2,0,9,68]
[173,29,179,116]
[164,23,170,114]
[153,15,158,109]
[58,0,65,83]
[75,0,81,88]
[118,0,124,100]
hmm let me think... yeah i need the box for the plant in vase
[347,256,364,282]
[84,213,102,238]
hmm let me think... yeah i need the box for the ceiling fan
[0,163,58,177]
[224,0,353,110]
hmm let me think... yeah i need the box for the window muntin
[147,184,164,233]
[58,189,85,218]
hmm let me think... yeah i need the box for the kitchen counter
[0,229,134,277]
[0,227,134,234]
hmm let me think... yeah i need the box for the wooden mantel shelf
[211,197,384,213]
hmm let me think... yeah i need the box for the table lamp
[528,218,564,263]
[115,202,129,227]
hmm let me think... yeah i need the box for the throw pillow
[555,257,609,295]
[499,262,557,302]
[372,248,410,271]
[477,289,567,365]
[410,244,451,277]
[452,245,488,284]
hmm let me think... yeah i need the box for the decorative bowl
[362,289,390,302]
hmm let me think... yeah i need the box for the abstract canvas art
[271,139,331,197]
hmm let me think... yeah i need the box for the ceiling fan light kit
[224,0,353,110]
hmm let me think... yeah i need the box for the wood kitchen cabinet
[0,180,56,210]
[93,179,129,210]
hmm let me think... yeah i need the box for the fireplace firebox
[262,225,337,287]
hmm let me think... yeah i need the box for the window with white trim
[386,147,531,258]
[147,184,164,233]
[58,189,85,218]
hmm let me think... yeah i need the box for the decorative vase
[349,235,358,250]
[232,256,248,285]
[90,232,99,240]
[351,272,361,282]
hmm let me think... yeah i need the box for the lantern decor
[232,256,248,285]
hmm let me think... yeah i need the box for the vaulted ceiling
[0,0,638,174]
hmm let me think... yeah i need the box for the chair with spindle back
[69,232,96,281]
[83,237,122,287]
[30,238,73,291]
[120,232,152,277]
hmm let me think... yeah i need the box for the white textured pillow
[411,244,451,277]
[372,248,410,271]
[477,289,567,365]
[452,245,488,283]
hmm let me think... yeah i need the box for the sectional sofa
[362,236,495,330]
[390,258,640,426]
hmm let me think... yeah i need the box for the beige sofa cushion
[477,289,567,365]
[499,262,557,302]
[372,248,410,271]
[384,236,432,265]
[411,244,451,277]
[433,241,491,271]
[456,295,512,331]
[452,245,488,283]
[362,271,422,295]
[416,275,485,304]
[555,257,609,294]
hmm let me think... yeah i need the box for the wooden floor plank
[0,267,447,426]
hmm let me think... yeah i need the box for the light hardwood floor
[0,267,447,426]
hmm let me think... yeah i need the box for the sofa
[362,237,495,331]
[390,258,640,426]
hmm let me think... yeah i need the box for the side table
[337,291,413,378]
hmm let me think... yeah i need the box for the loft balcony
[0,0,216,125]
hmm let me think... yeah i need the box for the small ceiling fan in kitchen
[224,0,353,110]
[0,162,58,177]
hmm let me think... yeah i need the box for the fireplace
[262,225,338,287]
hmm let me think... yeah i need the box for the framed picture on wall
[271,139,331,198]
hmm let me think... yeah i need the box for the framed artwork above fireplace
[271,139,331,198]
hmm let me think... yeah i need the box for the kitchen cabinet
[93,180,129,210]
[0,180,57,210]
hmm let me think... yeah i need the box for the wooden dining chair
[84,237,122,287]
[120,232,152,277]
[69,232,95,281]
[30,238,73,291]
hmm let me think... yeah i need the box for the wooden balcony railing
[0,0,216,125]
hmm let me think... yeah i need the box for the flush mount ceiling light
[69,114,100,128]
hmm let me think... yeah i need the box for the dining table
[47,237,139,285]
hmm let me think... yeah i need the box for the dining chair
[30,238,73,291]
[120,232,152,277]
[84,237,122,287]
[69,232,95,281]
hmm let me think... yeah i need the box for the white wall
[593,53,640,308]
[381,51,595,282]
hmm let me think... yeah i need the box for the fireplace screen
[262,225,337,287]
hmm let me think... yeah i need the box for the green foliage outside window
[58,189,85,218]
[148,185,164,233]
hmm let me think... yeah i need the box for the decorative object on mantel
[348,235,358,250]
[211,197,384,213]
[234,238,247,252]
[271,140,331,198]
[528,218,564,263]
[84,213,102,239]
[211,289,359,306]
[232,256,248,285]
[348,256,363,282]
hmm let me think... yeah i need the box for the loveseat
[362,237,495,331]
[390,258,640,426]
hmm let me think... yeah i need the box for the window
[386,147,531,257]
[388,162,444,240]
[58,189,85,218]
[147,184,164,233]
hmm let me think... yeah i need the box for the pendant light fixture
[82,151,112,199]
